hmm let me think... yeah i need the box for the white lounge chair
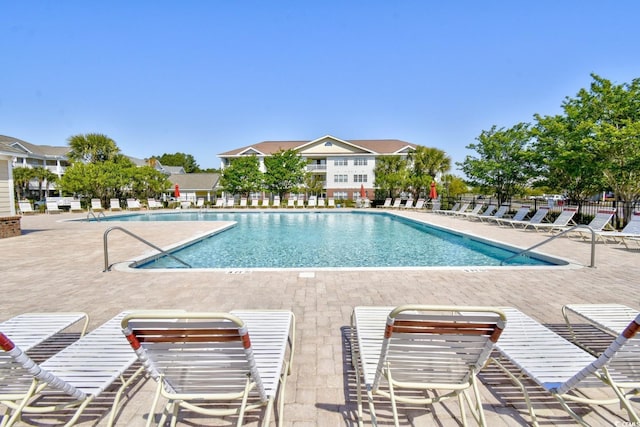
[413,198,425,210]
[18,201,35,215]
[491,307,640,426]
[492,205,531,226]
[499,206,550,229]
[562,303,639,354]
[296,197,305,208]
[196,197,205,209]
[1,312,144,427]
[433,202,459,215]
[46,201,62,214]
[317,197,325,208]
[250,198,259,208]
[109,199,122,211]
[351,305,506,426]
[261,198,271,208]
[287,198,296,208]
[121,310,295,427]
[401,199,413,209]
[307,196,317,208]
[327,198,335,208]
[570,208,616,239]
[226,197,236,208]
[467,204,496,221]
[525,207,578,232]
[390,198,402,209]
[147,199,161,209]
[214,197,225,208]
[478,204,508,222]
[593,211,640,247]
[126,198,141,211]
[273,196,281,208]
[69,200,83,213]
[90,198,104,212]
[456,203,483,218]
[377,198,392,208]
[240,197,248,208]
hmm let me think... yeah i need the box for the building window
[353,174,367,183]
[334,191,348,200]
[334,174,348,183]
[334,159,348,166]
[354,158,368,166]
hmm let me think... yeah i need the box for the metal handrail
[500,225,597,268]
[87,210,106,221]
[103,226,192,272]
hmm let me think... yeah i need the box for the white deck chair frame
[525,207,577,232]
[122,310,295,427]
[1,312,142,427]
[433,202,460,215]
[500,206,550,229]
[46,201,62,214]
[351,305,506,427]
[493,205,531,226]
[18,201,35,215]
[378,198,392,208]
[490,307,640,426]
[109,199,122,211]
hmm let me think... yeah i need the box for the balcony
[307,164,327,171]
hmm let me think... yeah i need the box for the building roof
[0,135,70,158]
[168,173,220,191]
[218,135,417,157]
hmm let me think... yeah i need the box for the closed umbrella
[174,184,181,198]
[360,184,366,198]
[429,182,437,199]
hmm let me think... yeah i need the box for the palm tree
[67,133,120,164]
[12,167,35,199]
[31,167,59,200]
[407,146,451,198]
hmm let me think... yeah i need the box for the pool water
[101,211,559,269]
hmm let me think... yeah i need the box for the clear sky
[2,1,639,171]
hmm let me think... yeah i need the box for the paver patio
[1,209,638,426]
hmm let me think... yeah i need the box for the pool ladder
[87,210,106,221]
[500,225,597,267]
[103,226,192,272]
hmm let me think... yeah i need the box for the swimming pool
[98,211,567,270]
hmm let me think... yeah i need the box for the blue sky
[2,1,639,171]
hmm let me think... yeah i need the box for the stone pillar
[0,216,21,238]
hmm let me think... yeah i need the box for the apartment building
[218,135,417,199]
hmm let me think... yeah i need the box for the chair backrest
[414,199,425,209]
[448,202,460,212]
[18,201,33,213]
[480,205,497,217]
[621,211,640,234]
[274,196,281,206]
[327,198,335,207]
[196,198,205,207]
[392,199,402,208]
[404,199,414,209]
[587,209,616,231]
[46,201,60,211]
[227,197,236,207]
[372,305,506,391]
[527,206,549,224]
[297,198,305,207]
[251,198,259,207]
[261,198,270,207]
[456,202,470,213]
[110,199,121,209]
[383,198,392,207]
[308,197,317,207]
[122,312,267,401]
[240,198,247,207]
[552,207,577,225]
[287,199,295,207]
[215,198,225,207]
[431,200,441,211]
[557,312,640,394]
[511,206,531,221]
[468,204,483,215]
[492,205,509,219]
[91,199,103,209]
[317,198,325,207]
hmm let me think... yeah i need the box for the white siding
[0,160,13,216]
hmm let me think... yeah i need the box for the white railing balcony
[307,164,327,171]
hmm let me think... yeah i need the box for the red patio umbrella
[429,182,437,199]
[174,184,180,198]
[360,184,366,198]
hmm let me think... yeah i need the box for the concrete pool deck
[1,209,638,426]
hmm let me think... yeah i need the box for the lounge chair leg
[457,392,468,427]
[386,368,400,427]
[366,389,378,427]
[147,381,164,427]
[106,366,145,427]
[552,394,590,427]
[469,373,486,426]
[489,358,539,427]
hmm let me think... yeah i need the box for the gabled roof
[168,173,220,191]
[0,135,69,158]
[218,135,417,157]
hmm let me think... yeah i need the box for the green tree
[153,152,201,173]
[67,133,120,164]
[407,146,450,199]
[263,149,308,199]
[130,166,171,199]
[458,123,535,205]
[373,155,408,199]
[304,174,324,197]
[220,155,263,197]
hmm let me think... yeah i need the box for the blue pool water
[99,211,561,269]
